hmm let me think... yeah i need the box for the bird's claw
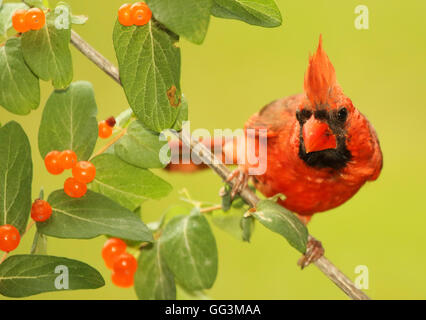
[226,168,249,199]
[297,237,325,269]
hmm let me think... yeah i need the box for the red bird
[239,36,383,221]
[168,36,383,266]
[226,36,383,265]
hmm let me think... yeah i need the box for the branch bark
[70,30,370,300]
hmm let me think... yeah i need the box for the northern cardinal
[167,36,383,266]
[238,36,383,220]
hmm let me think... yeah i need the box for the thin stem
[0,252,7,264]
[89,128,127,160]
[70,30,370,300]
[200,205,222,213]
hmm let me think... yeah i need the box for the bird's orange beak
[302,118,337,153]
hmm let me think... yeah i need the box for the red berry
[98,121,113,139]
[12,9,30,33]
[58,150,78,170]
[118,4,133,26]
[105,117,116,128]
[0,225,21,252]
[45,151,64,175]
[113,252,138,274]
[31,199,52,222]
[25,8,45,31]
[102,238,127,269]
[72,161,96,184]
[130,2,152,26]
[111,270,134,288]
[64,177,87,198]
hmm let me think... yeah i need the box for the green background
[1,0,425,299]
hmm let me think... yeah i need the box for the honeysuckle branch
[70,30,370,300]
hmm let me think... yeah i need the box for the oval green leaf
[134,242,176,300]
[0,121,32,234]
[37,190,153,242]
[252,199,308,253]
[90,153,172,211]
[0,37,40,115]
[146,0,212,44]
[0,254,104,298]
[114,120,169,169]
[113,20,182,132]
[38,81,98,160]
[21,4,73,89]
[211,0,282,27]
[160,210,218,290]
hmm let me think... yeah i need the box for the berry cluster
[12,8,46,33]
[0,225,20,253]
[98,117,116,139]
[102,238,138,288]
[118,2,152,27]
[44,150,96,198]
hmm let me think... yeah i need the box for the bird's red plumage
[242,37,383,219]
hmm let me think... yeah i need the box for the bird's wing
[244,94,303,137]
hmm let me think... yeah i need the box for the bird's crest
[304,35,337,105]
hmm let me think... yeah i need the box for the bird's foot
[297,236,324,269]
[226,168,249,199]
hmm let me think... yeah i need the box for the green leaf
[30,231,47,255]
[171,94,188,131]
[0,121,32,234]
[90,154,172,211]
[134,242,176,300]
[146,0,212,44]
[113,20,182,132]
[211,0,282,27]
[0,3,28,37]
[21,5,73,89]
[115,120,169,169]
[0,37,40,115]
[252,199,308,253]
[240,215,254,242]
[0,254,104,298]
[211,207,246,241]
[37,190,153,242]
[23,0,44,9]
[161,210,218,290]
[38,81,98,160]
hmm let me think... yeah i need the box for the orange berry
[98,121,113,139]
[130,2,152,26]
[113,252,138,274]
[12,9,30,33]
[102,238,127,269]
[45,151,64,175]
[0,225,21,252]
[25,8,46,30]
[58,150,77,170]
[111,270,134,288]
[72,161,96,184]
[31,199,52,222]
[64,177,87,198]
[118,4,133,26]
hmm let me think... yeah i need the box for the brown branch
[70,31,370,300]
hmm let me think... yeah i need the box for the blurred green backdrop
[1,0,425,300]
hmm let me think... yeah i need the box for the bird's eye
[337,107,348,122]
[301,109,312,120]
